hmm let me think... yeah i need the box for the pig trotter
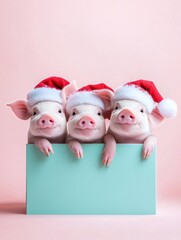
[34,138,54,157]
[102,134,116,166]
[67,140,83,159]
[142,135,157,159]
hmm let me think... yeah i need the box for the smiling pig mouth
[76,127,97,131]
[116,122,138,126]
[115,122,140,131]
[39,126,56,129]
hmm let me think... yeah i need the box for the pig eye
[115,106,119,110]
[140,108,144,113]
[58,109,62,113]
[97,112,101,116]
[72,111,76,116]
[33,110,37,116]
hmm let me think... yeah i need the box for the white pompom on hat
[27,76,70,106]
[114,80,177,118]
[66,83,114,114]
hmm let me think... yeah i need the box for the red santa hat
[114,80,177,118]
[66,83,113,114]
[27,76,70,106]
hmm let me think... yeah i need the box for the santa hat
[66,83,113,114]
[27,76,70,106]
[114,80,177,118]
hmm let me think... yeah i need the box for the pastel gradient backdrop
[0,0,181,239]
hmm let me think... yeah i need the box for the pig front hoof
[35,139,54,157]
[102,134,116,167]
[74,147,83,159]
[102,156,112,167]
[68,141,83,159]
[102,150,114,167]
[142,141,155,159]
[142,148,152,159]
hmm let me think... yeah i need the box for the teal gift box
[26,144,156,215]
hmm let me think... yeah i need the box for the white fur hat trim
[114,85,155,113]
[66,91,105,113]
[27,87,62,106]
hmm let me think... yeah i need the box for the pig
[64,84,114,159]
[7,76,77,157]
[102,80,177,166]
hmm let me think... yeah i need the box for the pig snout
[37,114,56,128]
[77,116,96,129]
[117,109,136,124]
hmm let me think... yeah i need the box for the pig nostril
[90,121,94,125]
[42,120,45,124]
[130,115,135,119]
[82,121,85,125]
[121,115,125,119]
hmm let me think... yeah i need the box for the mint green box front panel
[26,144,156,215]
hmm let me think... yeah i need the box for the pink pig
[102,80,177,166]
[65,83,114,158]
[7,76,77,157]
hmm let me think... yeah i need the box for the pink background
[0,0,181,239]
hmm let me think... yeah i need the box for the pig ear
[61,81,77,103]
[148,107,165,127]
[7,100,31,120]
[94,89,114,111]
